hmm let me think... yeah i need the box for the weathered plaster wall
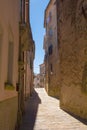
[59,0,87,119]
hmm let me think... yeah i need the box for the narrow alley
[1,1,87,130]
[19,88,87,130]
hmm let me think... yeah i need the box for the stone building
[0,0,20,130]
[44,0,60,98]
[0,0,35,129]
[18,0,35,127]
[39,63,45,88]
[34,74,41,88]
[23,0,35,99]
[34,63,45,88]
[24,49,35,98]
[57,0,87,120]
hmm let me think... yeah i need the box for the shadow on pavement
[62,109,87,125]
[19,89,41,130]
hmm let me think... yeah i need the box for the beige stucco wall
[59,0,87,119]
[0,97,18,130]
[0,0,20,129]
[0,0,20,100]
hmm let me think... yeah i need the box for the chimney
[22,0,25,23]
[25,0,29,23]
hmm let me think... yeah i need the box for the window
[27,51,30,64]
[46,16,50,24]
[7,42,14,84]
[50,64,53,74]
[30,58,32,69]
[48,28,53,37]
[46,11,52,24]
[44,52,48,61]
[49,12,52,21]
[48,44,53,55]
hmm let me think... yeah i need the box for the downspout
[25,51,27,99]
[56,0,59,49]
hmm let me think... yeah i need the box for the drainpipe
[25,51,27,99]
[56,0,59,49]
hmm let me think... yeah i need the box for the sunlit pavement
[19,88,87,130]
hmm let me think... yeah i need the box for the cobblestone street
[19,88,87,130]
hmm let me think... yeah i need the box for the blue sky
[30,0,50,74]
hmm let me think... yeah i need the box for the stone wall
[59,0,87,119]
[44,0,60,98]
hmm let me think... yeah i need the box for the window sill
[4,82,15,90]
